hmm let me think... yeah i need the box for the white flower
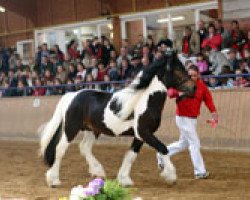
[70,185,87,200]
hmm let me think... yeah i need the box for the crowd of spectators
[0,19,250,97]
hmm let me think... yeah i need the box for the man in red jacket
[158,65,218,179]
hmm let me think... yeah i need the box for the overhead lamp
[107,24,113,30]
[157,16,185,23]
[0,6,5,12]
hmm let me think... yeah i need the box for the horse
[40,52,196,187]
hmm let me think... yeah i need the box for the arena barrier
[0,88,250,151]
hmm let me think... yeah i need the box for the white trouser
[167,116,206,175]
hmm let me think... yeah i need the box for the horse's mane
[131,56,167,90]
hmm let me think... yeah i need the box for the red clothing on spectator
[168,79,216,117]
[32,88,46,96]
[231,30,239,50]
[201,34,222,50]
[96,69,107,81]
[68,47,80,59]
[182,37,189,54]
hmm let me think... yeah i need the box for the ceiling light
[107,24,113,30]
[0,6,5,12]
[157,16,185,23]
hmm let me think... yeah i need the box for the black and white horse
[40,52,196,187]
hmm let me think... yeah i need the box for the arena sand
[0,140,250,200]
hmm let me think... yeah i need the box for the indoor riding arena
[1,0,250,199]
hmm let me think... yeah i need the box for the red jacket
[168,79,216,117]
[201,33,222,50]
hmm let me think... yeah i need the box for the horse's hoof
[117,176,134,187]
[160,171,177,185]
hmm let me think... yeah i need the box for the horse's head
[162,51,196,97]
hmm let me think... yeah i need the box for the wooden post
[112,16,122,53]
[218,0,223,20]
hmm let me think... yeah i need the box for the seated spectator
[81,39,94,60]
[65,79,75,92]
[53,78,64,95]
[119,58,133,80]
[87,57,99,80]
[130,54,143,78]
[76,63,87,81]
[234,69,250,87]
[41,56,53,75]
[43,69,54,83]
[85,74,96,89]
[208,77,221,89]
[100,74,112,92]
[227,48,240,72]
[96,62,107,82]
[203,46,229,75]
[243,49,250,66]
[67,64,77,80]
[32,78,46,96]
[108,60,120,81]
[117,47,132,66]
[142,56,150,68]
[229,20,246,52]
[45,80,55,96]
[110,50,118,64]
[202,23,222,51]
[219,65,234,88]
[196,53,208,75]
[238,60,250,74]
[16,79,27,96]
[0,78,11,97]
[55,65,67,84]
[242,30,250,57]
[15,58,26,71]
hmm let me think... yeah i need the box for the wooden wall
[0,0,212,47]
[1,89,250,151]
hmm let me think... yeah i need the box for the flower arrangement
[68,178,132,200]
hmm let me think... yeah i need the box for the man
[214,19,231,49]
[158,65,218,179]
[229,20,245,52]
[197,20,207,50]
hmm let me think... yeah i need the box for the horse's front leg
[117,138,143,186]
[138,130,177,185]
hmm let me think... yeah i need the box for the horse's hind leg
[117,138,143,186]
[79,131,106,177]
[139,132,177,185]
[46,130,69,187]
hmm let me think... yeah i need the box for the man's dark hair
[231,20,239,25]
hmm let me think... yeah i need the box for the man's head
[231,20,239,31]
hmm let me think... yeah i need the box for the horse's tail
[39,96,64,167]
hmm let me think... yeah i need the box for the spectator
[117,47,132,66]
[229,20,246,52]
[202,23,222,51]
[197,20,207,50]
[242,31,250,57]
[110,50,118,64]
[108,60,120,81]
[182,26,200,56]
[130,54,143,77]
[234,69,250,87]
[102,38,115,65]
[16,79,27,96]
[81,39,93,60]
[135,34,145,50]
[65,79,75,92]
[92,37,102,60]
[53,78,64,95]
[203,46,230,75]
[67,64,77,80]
[146,35,156,54]
[55,65,67,84]
[85,74,96,89]
[119,58,133,80]
[51,44,64,64]
[208,77,220,89]
[41,56,53,75]
[219,65,234,88]
[214,19,231,49]
[142,56,150,68]
[32,78,46,96]
[142,45,154,63]
[76,63,87,81]
[43,69,54,83]
[196,53,209,75]
[67,40,80,60]
[0,78,11,97]
[227,48,240,72]
[88,57,99,80]
[96,62,107,82]
[45,80,55,96]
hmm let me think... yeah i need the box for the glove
[167,88,179,98]
[207,112,218,128]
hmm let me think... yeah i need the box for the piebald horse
[40,52,196,187]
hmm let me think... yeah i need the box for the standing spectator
[92,37,102,60]
[81,39,94,60]
[110,50,118,64]
[135,34,145,50]
[142,45,154,63]
[102,38,115,65]
[51,44,64,64]
[41,43,49,60]
[202,24,222,51]
[146,35,156,54]
[197,20,207,50]
[158,65,218,179]
[130,54,143,77]
[41,56,53,75]
[0,47,9,73]
[242,31,250,58]
[141,57,150,68]
[182,26,200,56]
[229,20,245,52]
[67,40,80,60]
[214,19,231,49]
[15,58,25,72]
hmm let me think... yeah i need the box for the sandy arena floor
[0,140,250,200]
